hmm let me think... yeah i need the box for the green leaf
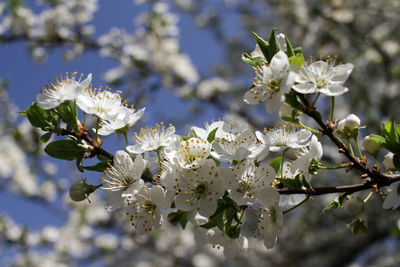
[97,154,111,162]
[83,161,112,172]
[181,136,190,141]
[207,128,219,143]
[39,132,53,143]
[242,52,263,65]
[57,101,78,131]
[241,52,264,67]
[25,103,50,129]
[270,157,282,173]
[289,55,304,67]
[267,28,280,58]
[393,154,400,169]
[321,197,342,214]
[76,153,84,173]
[167,210,189,229]
[284,36,295,57]
[301,175,312,189]
[251,32,270,62]
[44,140,85,160]
[192,129,199,138]
[200,195,238,232]
[285,93,303,110]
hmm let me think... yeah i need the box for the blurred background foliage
[0,0,399,266]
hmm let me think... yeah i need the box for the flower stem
[95,117,100,146]
[283,196,309,214]
[297,121,320,134]
[347,139,355,157]
[330,96,335,121]
[311,93,321,107]
[281,150,286,178]
[123,132,129,147]
[364,191,373,202]
[353,137,363,159]
[318,165,348,170]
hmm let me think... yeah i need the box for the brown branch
[60,128,114,160]
[278,91,400,197]
[277,174,400,195]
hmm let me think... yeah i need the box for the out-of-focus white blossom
[293,58,354,96]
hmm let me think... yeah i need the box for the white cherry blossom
[97,107,145,136]
[244,51,296,113]
[191,120,224,141]
[101,151,146,211]
[125,185,172,234]
[36,72,91,110]
[77,88,123,121]
[257,125,311,152]
[291,135,323,178]
[176,138,211,169]
[174,159,224,217]
[256,202,283,249]
[220,160,279,207]
[126,123,178,154]
[208,229,248,259]
[293,58,354,96]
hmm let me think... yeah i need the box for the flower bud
[362,135,381,156]
[69,180,99,202]
[344,197,365,216]
[69,182,87,202]
[383,152,395,170]
[337,114,361,138]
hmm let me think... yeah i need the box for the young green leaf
[268,28,280,58]
[83,161,112,172]
[39,132,53,143]
[251,31,270,62]
[284,35,295,57]
[207,127,219,143]
[270,157,283,173]
[44,140,85,160]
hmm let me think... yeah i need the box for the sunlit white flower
[244,51,295,113]
[101,151,145,211]
[98,107,145,136]
[220,160,279,206]
[174,159,224,217]
[77,88,123,121]
[291,135,323,178]
[176,138,211,169]
[256,202,283,249]
[293,57,354,96]
[383,181,400,210]
[36,72,91,109]
[208,229,248,259]
[258,125,311,152]
[126,123,178,154]
[191,120,224,141]
[125,185,172,234]
[212,130,269,162]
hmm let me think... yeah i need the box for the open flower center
[193,182,209,198]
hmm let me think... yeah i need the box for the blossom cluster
[23,29,400,259]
